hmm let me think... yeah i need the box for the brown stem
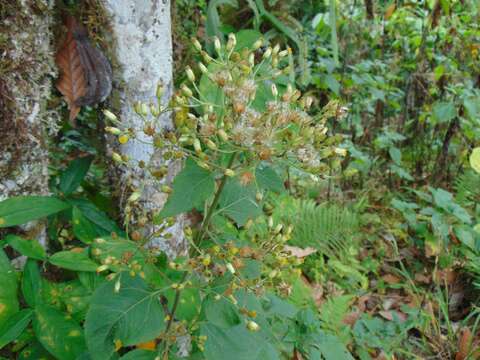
[163,152,238,350]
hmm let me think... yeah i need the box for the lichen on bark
[0,0,58,201]
[102,0,186,258]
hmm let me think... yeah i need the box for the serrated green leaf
[203,296,241,328]
[256,164,284,193]
[85,275,165,360]
[160,158,215,218]
[0,196,70,228]
[218,179,262,226]
[201,323,279,360]
[5,235,46,260]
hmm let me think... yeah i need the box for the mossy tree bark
[103,0,186,257]
[0,1,58,249]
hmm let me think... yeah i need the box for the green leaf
[203,296,241,328]
[432,101,456,124]
[0,249,18,328]
[68,199,122,236]
[72,207,105,244]
[0,196,70,228]
[470,148,480,174]
[33,305,86,360]
[120,350,157,360]
[309,332,354,360]
[463,97,480,120]
[201,323,279,360]
[22,259,44,307]
[58,156,93,195]
[234,29,263,51]
[256,164,284,193]
[91,237,146,273]
[219,179,262,226]
[205,0,239,47]
[0,309,33,350]
[49,249,98,272]
[5,235,46,260]
[160,158,215,218]
[18,341,53,360]
[388,147,402,166]
[85,275,165,360]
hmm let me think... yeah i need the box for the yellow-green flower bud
[181,84,193,98]
[193,138,202,153]
[186,66,195,82]
[271,84,278,97]
[226,33,236,51]
[224,169,235,177]
[156,83,165,98]
[128,191,141,202]
[246,321,260,332]
[161,185,172,194]
[253,39,263,50]
[226,263,235,274]
[218,129,229,141]
[112,152,123,163]
[103,109,118,122]
[213,36,221,54]
[263,47,272,59]
[105,126,121,135]
[198,62,208,74]
[206,139,217,150]
[192,37,202,52]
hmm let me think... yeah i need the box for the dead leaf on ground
[384,3,396,20]
[455,327,472,360]
[284,245,317,258]
[382,274,402,285]
[292,349,304,360]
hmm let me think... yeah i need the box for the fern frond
[455,170,480,206]
[284,200,360,261]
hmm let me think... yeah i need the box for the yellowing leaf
[136,340,156,351]
[114,339,122,351]
[469,147,480,174]
[385,3,396,20]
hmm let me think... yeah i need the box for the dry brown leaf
[284,245,317,258]
[55,15,112,124]
[292,349,304,360]
[56,16,88,123]
[384,3,396,20]
[342,311,361,326]
[414,272,431,284]
[379,310,407,322]
[455,327,472,360]
[382,274,401,285]
[433,268,457,285]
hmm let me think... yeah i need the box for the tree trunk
[103,0,186,257]
[0,1,57,250]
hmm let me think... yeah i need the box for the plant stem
[163,151,238,343]
[194,151,238,246]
